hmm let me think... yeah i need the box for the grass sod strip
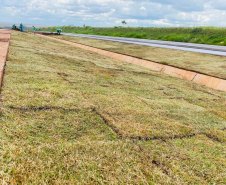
[43,35,226,93]
[29,33,226,138]
[51,35,226,80]
[0,31,226,184]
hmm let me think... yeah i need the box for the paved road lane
[61,33,226,56]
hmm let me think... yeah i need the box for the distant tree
[86,26,92,29]
[122,20,127,26]
[83,24,86,27]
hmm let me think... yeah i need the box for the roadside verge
[38,34,226,93]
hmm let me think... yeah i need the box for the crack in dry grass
[151,160,171,177]
[204,133,224,143]
[8,105,224,143]
[93,106,194,142]
[130,139,180,182]
[91,107,123,139]
[7,104,226,145]
[93,106,226,145]
[7,105,82,112]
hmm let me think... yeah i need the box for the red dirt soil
[0,29,11,88]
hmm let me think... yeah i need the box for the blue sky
[0,0,226,27]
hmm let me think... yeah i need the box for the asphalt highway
[61,33,226,56]
[37,31,226,56]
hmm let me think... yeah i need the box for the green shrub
[191,27,203,34]
[135,33,147,39]
[125,33,137,37]
[111,32,123,37]
[222,40,226,46]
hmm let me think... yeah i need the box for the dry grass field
[53,35,226,79]
[0,31,226,184]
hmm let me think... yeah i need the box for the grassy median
[52,35,226,79]
[0,31,226,184]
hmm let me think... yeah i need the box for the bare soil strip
[39,34,226,93]
[0,30,11,88]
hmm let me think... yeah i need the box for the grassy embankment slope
[51,35,226,79]
[38,26,226,46]
[0,31,226,184]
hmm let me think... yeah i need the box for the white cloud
[29,17,43,20]
[116,19,138,23]
[0,0,226,27]
[140,7,146,11]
